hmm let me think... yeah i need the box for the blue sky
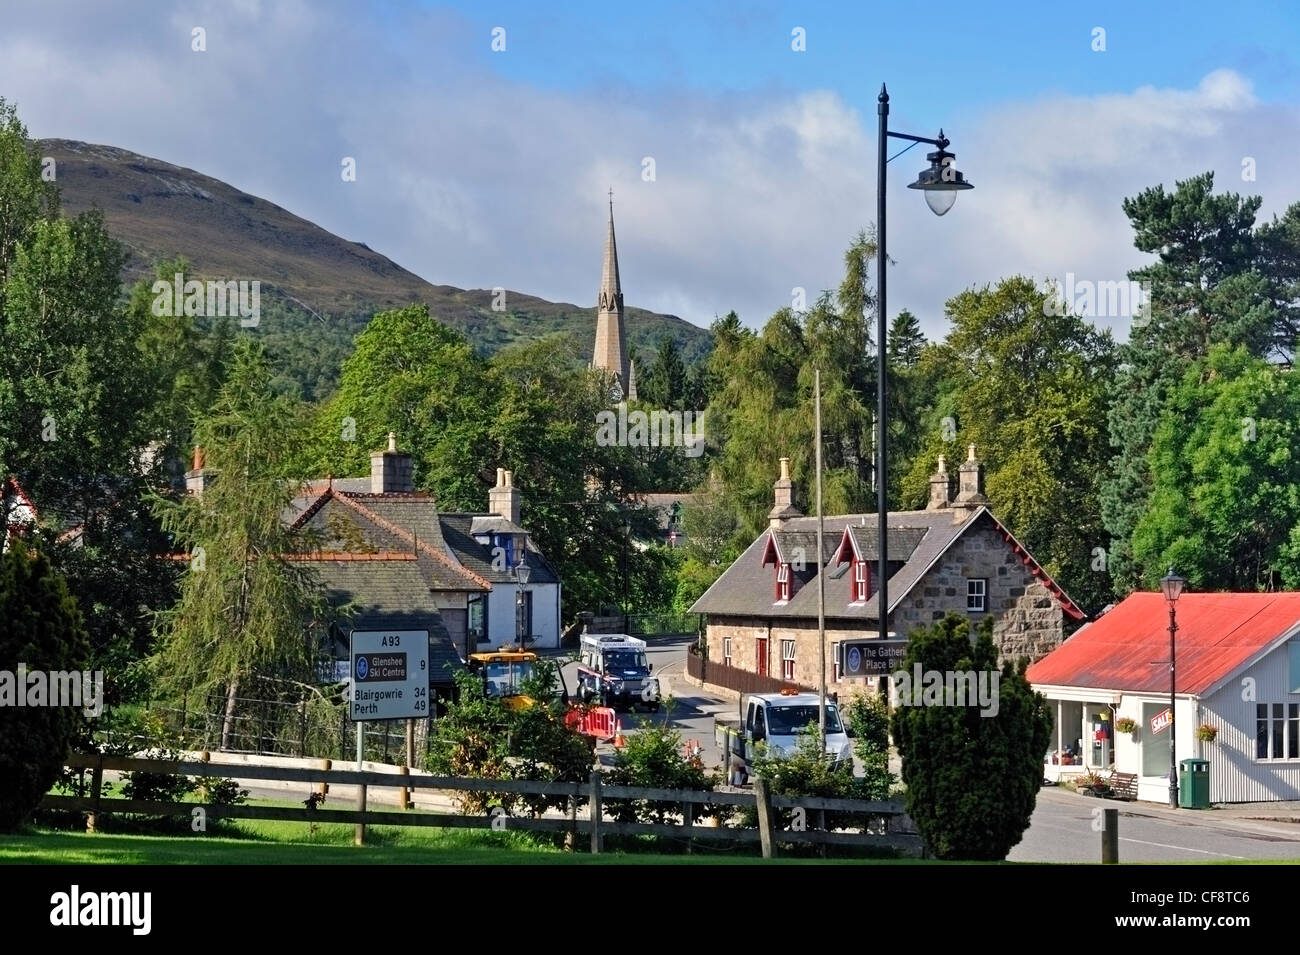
[1,1,1297,342]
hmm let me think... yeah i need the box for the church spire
[593,191,629,398]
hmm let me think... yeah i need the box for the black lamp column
[875,85,972,641]
[1160,568,1185,808]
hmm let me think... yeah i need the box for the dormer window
[853,560,869,603]
[776,562,791,602]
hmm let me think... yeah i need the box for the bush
[0,541,92,832]
[891,614,1052,860]
[607,712,721,824]
[843,692,894,800]
[749,730,887,833]
[426,662,593,816]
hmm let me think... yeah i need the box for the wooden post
[87,753,104,833]
[754,776,776,859]
[565,790,578,850]
[1102,807,1119,864]
[683,800,694,855]
[318,759,330,798]
[398,765,410,810]
[817,808,827,859]
[589,771,603,854]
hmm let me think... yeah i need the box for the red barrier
[565,704,617,740]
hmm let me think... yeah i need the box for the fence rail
[44,752,921,858]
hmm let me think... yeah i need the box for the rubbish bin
[1179,758,1210,809]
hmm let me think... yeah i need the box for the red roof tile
[1026,592,1300,695]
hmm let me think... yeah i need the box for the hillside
[37,139,711,398]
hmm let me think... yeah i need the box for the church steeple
[593,192,632,399]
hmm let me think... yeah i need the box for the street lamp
[1160,567,1185,809]
[514,559,531,649]
[621,518,631,634]
[876,85,972,639]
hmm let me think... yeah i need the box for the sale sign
[1150,707,1172,735]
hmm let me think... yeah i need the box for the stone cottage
[689,447,1085,698]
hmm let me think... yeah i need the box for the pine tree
[150,339,328,749]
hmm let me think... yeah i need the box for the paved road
[1010,788,1300,862]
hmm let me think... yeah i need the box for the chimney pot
[768,456,802,527]
[489,466,522,524]
[388,431,398,452]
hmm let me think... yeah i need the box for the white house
[1027,591,1300,803]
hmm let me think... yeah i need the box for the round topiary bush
[0,540,91,831]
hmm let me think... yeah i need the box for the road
[1010,788,1300,862]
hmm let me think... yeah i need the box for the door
[755,636,769,677]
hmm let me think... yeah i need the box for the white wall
[1200,639,1300,803]
[485,582,560,650]
[1111,695,1198,803]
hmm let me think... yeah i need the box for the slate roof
[296,555,465,685]
[690,506,1084,622]
[1027,592,1300,696]
[440,513,558,585]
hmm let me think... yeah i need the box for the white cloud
[0,2,1294,348]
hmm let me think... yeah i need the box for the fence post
[1102,808,1119,864]
[589,771,603,854]
[318,759,330,798]
[87,753,104,834]
[683,799,694,855]
[754,776,776,859]
[817,808,827,859]
[399,765,410,810]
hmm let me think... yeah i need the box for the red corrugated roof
[1026,592,1300,695]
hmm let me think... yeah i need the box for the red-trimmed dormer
[759,529,797,604]
[833,526,872,604]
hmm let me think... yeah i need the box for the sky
[1,0,1297,342]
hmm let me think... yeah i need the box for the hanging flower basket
[1196,724,1218,742]
[1115,717,1137,735]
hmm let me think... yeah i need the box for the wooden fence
[686,643,815,697]
[41,752,922,859]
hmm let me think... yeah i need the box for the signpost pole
[355,719,366,846]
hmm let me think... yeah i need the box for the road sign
[840,639,907,677]
[1150,707,1172,735]
[349,630,430,722]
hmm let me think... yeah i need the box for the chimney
[953,443,988,508]
[489,468,521,525]
[370,431,414,493]
[184,445,216,495]
[927,454,952,510]
[768,457,802,527]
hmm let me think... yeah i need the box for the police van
[576,633,660,712]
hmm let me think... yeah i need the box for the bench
[1106,771,1138,801]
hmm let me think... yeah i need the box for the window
[1256,703,1300,760]
[776,562,791,602]
[967,578,987,612]
[853,561,868,602]
[755,636,769,677]
[468,593,488,644]
[781,639,796,681]
[832,641,842,683]
[723,637,733,668]
[1289,641,1300,693]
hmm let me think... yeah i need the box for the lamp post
[514,560,531,649]
[1160,567,1185,808]
[622,518,631,635]
[876,85,972,641]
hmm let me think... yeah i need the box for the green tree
[891,614,1052,861]
[0,540,91,831]
[901,277,1116,613]
[150,339,328,749]
[1132,344,1300,590]
[844,691,893,800]
[641,335,688,409]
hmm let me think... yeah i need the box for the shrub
[0,542,92,832]
[607,712,720,824]
[843,692,895,800]
[891,614,1052,861]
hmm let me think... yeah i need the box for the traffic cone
[614,719,625,747]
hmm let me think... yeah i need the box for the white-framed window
[967,578,987,612]
[1256,703,1300,760]
[832,641,842,683]
[723,636,733,668]
[853,560,868,602]
[776,562,791,602]
[781,639,796,681]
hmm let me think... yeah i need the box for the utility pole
[816,368,827,751]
